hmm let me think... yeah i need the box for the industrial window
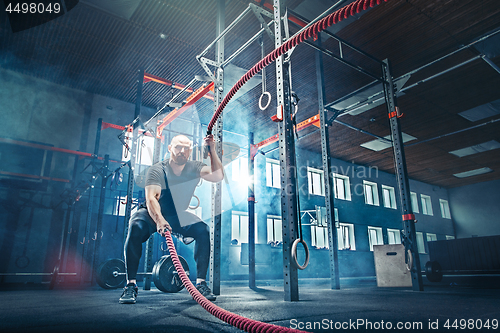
[122,132,155,166]
[307,167,324,196]
[426,233,437,242]
[338,223,356,250]
[232,157,248,182]
[311,225,328,249]
[363,181,379,206]
[332,173,351,201]
[231,212,257,244]
[387,229,402,244]
[439,199,451,219]
[266,216,282,243]
[410,192,420,213]
[368,226,383,251]
[266,159,280,188]
[416,232,426,254]
[446,235,455,240]
[114,196,138,216]
[420,194,433,216]
[310,223,355,250]
[382,185,397,209]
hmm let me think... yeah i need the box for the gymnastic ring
[404,249,413,274]
[188,195,200,210]
[291,238,310,270]
[258,91,271,110]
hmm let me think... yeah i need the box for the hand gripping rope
[206,0,389,136]
[164,231,309,333]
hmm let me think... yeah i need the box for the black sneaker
[119,283,138,304]
[196,281,216,301]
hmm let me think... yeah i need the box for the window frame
[363,180,380,206]
[410,192,420,213]
[367,226,383,251]
[381,185,397,209]
[122,131,156,166]
[231,211,258,245]
[332,173,351,201]
[421,194,433,216]
[426,233,437,243]
[387,228,402,244]
[307,167,325,196]
[310,224,329,249]
[416,232,426,254]
[265,158,281,188]
[338,223,356,250]
[266,215,282,243]
[439,199,451,219]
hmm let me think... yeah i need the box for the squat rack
[199,0,423,301]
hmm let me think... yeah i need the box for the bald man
[120,134,224,304]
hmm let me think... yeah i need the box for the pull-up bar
[206,0,389,135]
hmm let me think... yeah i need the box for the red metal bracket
[388,106,404,119]
[157,82,215,137]
[253,113,321,154]
[144,72,214,101]
[271,105,284,122]
[402,214,416,221]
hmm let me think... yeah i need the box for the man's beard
[172,154,188,165]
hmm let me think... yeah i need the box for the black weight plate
[96,258,126,289]
[152,256,167,292]
[153,255,189,293]
[425,261,443,282]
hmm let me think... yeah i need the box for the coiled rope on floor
[165,231,308,333]
[207,0,388,135]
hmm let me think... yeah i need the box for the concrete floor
[1,277,499,333]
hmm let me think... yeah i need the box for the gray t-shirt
[144,159,205,217]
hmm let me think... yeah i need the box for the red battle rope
[207,0,388,135]
[165,231,308,333]
[176,1,390,331]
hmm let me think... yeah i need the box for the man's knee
[127,217,153,243]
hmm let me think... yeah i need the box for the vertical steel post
[382,59,424,291]
[316,40,341,290]
[91,154,109,285]
[248,132,256,289]
[143,123,161,290]
[274,0,299,302]
[209,0,225,296]
[123,69,143,258]
[80,118,102,283]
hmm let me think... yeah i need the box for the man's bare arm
[200,135,224,182]
[145,184,172,234]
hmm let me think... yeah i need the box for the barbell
[96,255,189,293]
[424,261,500,283]
[0,264,76,290]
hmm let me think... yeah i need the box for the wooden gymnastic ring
[291,238,310,270]
[259,92,271,110]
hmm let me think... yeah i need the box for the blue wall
[220,145,456,280]
[448,179,500,238]
[0,67,470,285]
